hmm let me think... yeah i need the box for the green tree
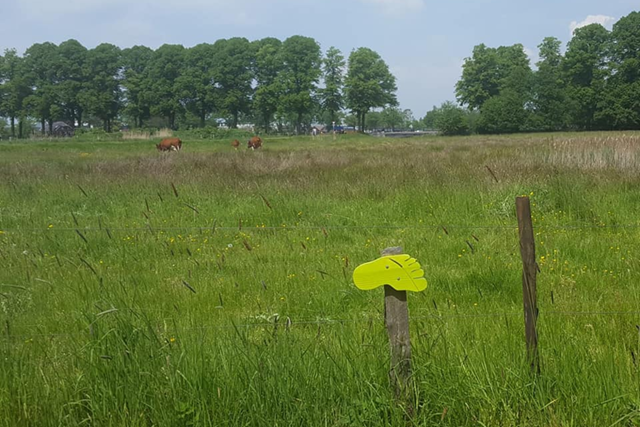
[344,47,397,132]
[421,106,440,129]
[456,43,530,110]
[365,110,382,130]
[121,45,153,127]
[212,38,254,128]
[277,36,322,134]
[434,101,470,135]
[599,12,640,129]
[320,46,345,127]
[530,37,568,131]
[55,39,88,127]
[81,43,121,132]
[176,43,217,128]
[22,42,58,134]
[147,44,185,129]
[252,38,283,133]
[0,49,32,137]
[563,24,610,130]
[476,91,527,134]
[379,106,404,130]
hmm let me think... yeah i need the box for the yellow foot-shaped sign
[353,254,427,292]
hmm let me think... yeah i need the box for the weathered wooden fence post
[381,246,413,406]
[352,246,427,415]
[516,196,540,374]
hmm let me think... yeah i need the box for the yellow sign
[353,254,427,292]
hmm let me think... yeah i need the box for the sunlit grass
[1,131,640,425]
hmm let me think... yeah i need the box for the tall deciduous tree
[278,36,322,134]
[0,49,32,137]
[176,43,217,128]
[212,38,254,128]
[563,24,610,130]
[56,39,88,127]
[456,43,530,110]
[147,44,185,129]
[121,45,153,127]
[531,37,568,131]
[344,47,397,132]
[81,43,121,132]
[252,38,282,133]
[320,46,345,127]
[600,12,640,129]
[23,42,58,134]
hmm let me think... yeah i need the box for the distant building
[51,122,74,137]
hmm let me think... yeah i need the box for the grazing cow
[231,139,240,149]
[247,136,262,150]
[156,138,182,152]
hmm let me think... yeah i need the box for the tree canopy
[0,37,396,137]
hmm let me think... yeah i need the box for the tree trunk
[233,111,239,129]
[10,117,15,137]
[362,112,366,132]
[297,111,303,135]
[41,118,46,135]
[18,119,24,139]
[48,120,53,134]
[200,109,205,128]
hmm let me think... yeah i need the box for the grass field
[2,131,640,426]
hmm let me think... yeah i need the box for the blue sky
[1,0,637,118]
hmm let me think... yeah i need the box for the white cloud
[359,0,424,14]
[523,46,539,67]
[569,15,616,36]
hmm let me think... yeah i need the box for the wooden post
[516,197,540,374]
[382,246,414,412]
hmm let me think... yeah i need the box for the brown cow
[247,136,262,150]
[231,139,240,149]
[156,138,182,152]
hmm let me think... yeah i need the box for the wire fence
[1,222,640,234]
[5,309,640,341]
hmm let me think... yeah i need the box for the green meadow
[1,132,640,426]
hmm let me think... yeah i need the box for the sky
[1,0,637,119]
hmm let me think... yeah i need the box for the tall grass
[1,131,640,426]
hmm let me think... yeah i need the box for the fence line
[2,223,639,234]
[5,310,640,341]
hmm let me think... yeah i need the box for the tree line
[0,36,398,137]
[422,11,640,135]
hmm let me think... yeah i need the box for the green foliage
[456,43,531,111]
[531,37,569,131]
[345,47,397,131]
[0,49,32,137]
[147,44,186,129]
[56,39,88,127]
[175,43,217,128]
[476,91,528,134]
[121,45,154,127]
[320,46,345,127]
[212,38,254,128]
[252,38,283,133]
[277,36,322,134]
[564,24,610,130]
[81,43,122,132]
[455,11,640,134]
[434,101,470,135]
